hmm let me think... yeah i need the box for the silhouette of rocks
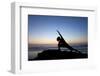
[29,49,88,61]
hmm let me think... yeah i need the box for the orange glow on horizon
[28,37,87,45]
[29,38,57,44]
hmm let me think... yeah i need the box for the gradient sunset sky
[28,15,88,45]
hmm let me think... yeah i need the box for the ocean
[28,44,88,60]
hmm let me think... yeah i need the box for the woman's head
[57,36,61,41]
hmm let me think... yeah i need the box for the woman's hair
[57,36,61,41]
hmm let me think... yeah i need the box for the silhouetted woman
[57,36,61,50]
[56,30,80,53]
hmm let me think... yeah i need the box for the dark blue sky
[28,15,88,45]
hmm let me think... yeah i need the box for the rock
[29,49,88,60]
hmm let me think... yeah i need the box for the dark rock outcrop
[29,49,88,61]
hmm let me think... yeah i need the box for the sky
[28,15,88,45]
